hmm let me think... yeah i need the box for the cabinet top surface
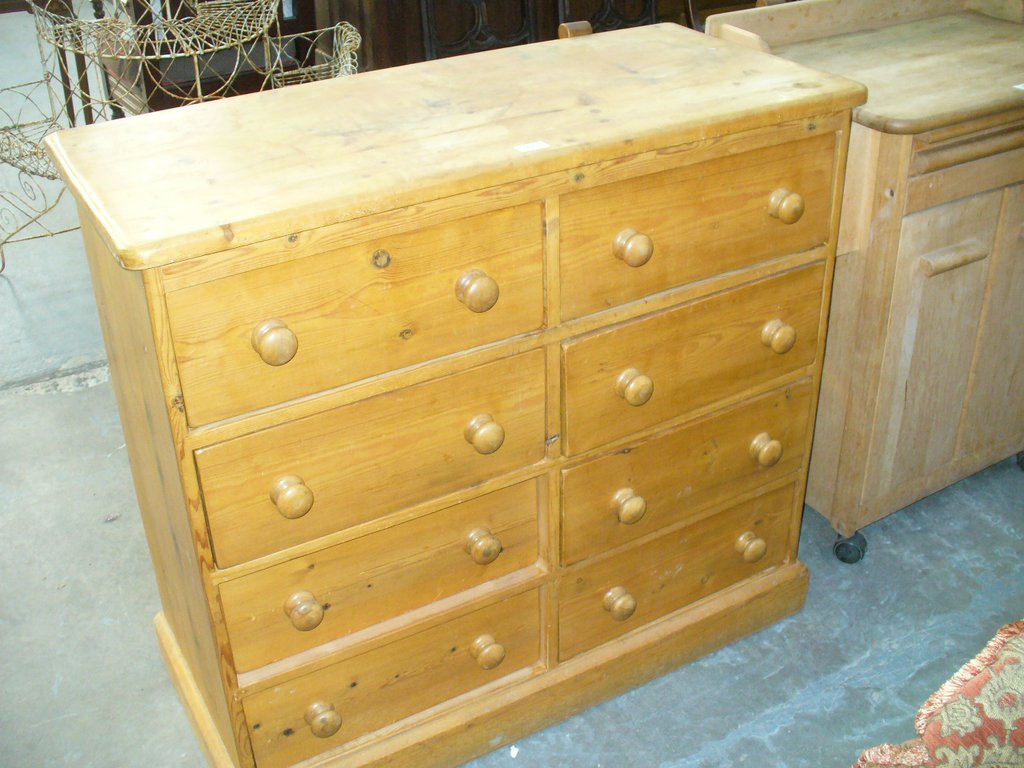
[46,23,863,270]
[707,0,1024,134]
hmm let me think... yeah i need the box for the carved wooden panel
[420,0,539,59]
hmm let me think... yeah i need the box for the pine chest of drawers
[47,24,864,768]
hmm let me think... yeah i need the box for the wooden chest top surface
[776,12,1024,134]
[45,23,863,269]
[707,0,1024,135]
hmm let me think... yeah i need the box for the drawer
[559,133,834,320]
[220,479,542,672]
[165,204,544,425]
[562,263,824,455]
[559,484,794,661]
[244,589,541,768]
[197,350,546,567]
[561,382,812,565]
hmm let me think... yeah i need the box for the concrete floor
[1,10,1022,768]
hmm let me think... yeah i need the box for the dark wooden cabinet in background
[331,0,689,70]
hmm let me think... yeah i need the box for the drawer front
[561,382,812,565]
[244,589,541,768]
[558,484,794,661]
[221,479,542,672]
[197,350,547,567]
[559,133,834,320]
[166,204,544,425]
[562,263,824,455]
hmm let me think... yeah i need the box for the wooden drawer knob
[613,228,654,267]
[305,701,342,739]
[603,586,637,621]
[465,528,503,564]
[616,368,654,406]
[558,20,593,37]
[735,531,767,563]
[761,319,797,354]
[613,488,647,525]
[465,414,505,455]
[284,590,324,631]
[768,187,805,225]
[470,634,507,670]
[251,319,298,366]
[749,433,783,468]
[269,474,314,519]
[456,270,500,313]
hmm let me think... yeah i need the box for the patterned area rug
[856,620,1024,768]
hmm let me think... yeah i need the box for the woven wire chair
[270,20,360,88]
[1,0,360,273]
[0,18,75,274]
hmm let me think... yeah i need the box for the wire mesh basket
[0,79,62,179]
[270,21,360,88]
[1,77,70,272]
[2,1,361,271]
[29,0,281,120]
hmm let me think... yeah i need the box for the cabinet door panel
[863,191,1001,502]
[960,183,1024,457]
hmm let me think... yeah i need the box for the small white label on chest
[514,140,551,153]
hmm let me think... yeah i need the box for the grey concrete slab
[0,375,200,768]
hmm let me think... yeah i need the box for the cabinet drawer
[166,204,544,425]
[562,382,812,565]
[558,484,794,661]
[244,589,541,768]
[221,479,542,672]
[197,350,547,567]
[562,264,824,455]
[559,133,834,320]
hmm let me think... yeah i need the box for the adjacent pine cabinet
[47,24,863,768]
[709,0,1024,547]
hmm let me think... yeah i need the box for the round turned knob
[615,368,654,407]
[464,414,505,455]
[465,528,503,565]
[455,270,500,313]
[735,531,768,563]
[284,591,324,631]
[269,475,314,519]
[602,586,637,622]
[613,488,647,525]
[749,433,784,468]
[469,634,507,670]
[761,319,797,355]
[305,701,342,739]
[613,228,654,268]
[251,319,298,366]
[558,20,593,37]
[768,187,806,225]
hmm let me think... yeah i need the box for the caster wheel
[833,532,867,564]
